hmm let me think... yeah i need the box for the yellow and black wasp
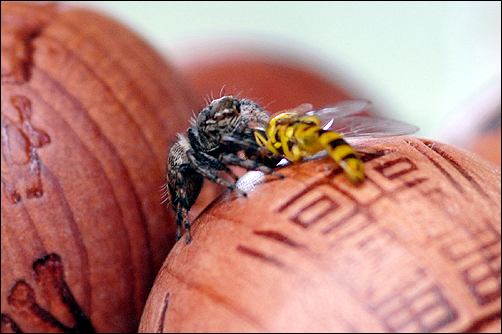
[254,100,419,183]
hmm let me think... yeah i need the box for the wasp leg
[254,131,280,156]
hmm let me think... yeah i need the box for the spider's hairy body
[166,96,279,243]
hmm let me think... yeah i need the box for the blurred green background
[79,1,501,146]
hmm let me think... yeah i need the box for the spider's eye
[213,107,239,121]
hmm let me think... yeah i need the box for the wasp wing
[306,100,371,124]
[269,103,313,118]
[325,116,419,138]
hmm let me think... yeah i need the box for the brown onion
[1,2,199,332]
[139,137,501,333]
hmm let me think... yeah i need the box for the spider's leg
[225,166,240,181]
[186,150,247,197]
[219,152,285,179]
[172,169,199,243]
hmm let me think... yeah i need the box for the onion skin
[139,137,501,333]
[1,2,199,332]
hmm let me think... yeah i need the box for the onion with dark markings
[139,137,501,333]
[1,2,198,332]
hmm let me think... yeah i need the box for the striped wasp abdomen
[255,100,419,183]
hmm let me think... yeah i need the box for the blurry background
[77,1,501,164]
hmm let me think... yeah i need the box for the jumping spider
[166,96,281,243]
